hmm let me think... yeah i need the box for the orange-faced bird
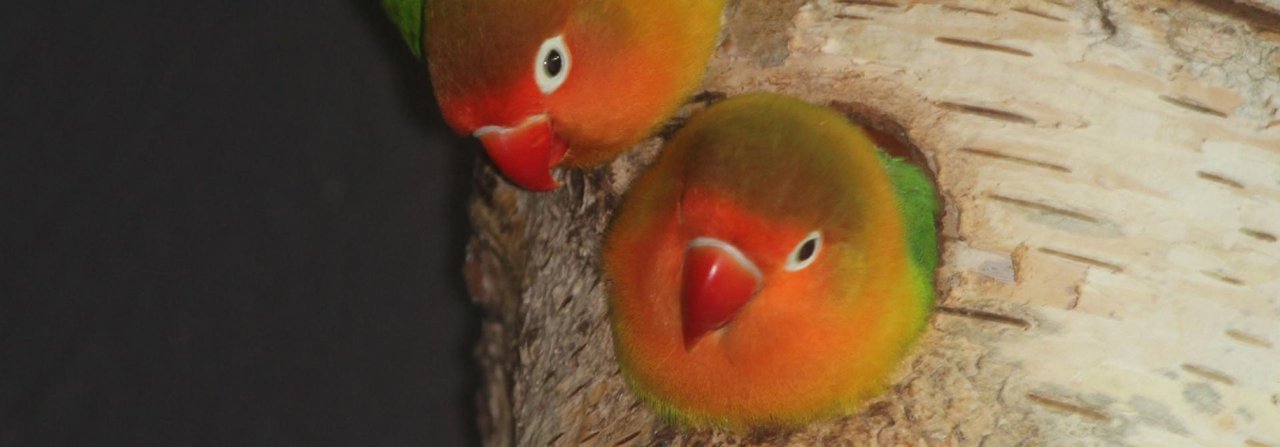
[604,93,939,429]
[384,0,724,191]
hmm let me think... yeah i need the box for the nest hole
[828,99,949,296]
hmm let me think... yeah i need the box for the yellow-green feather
[879,152,938,315]
[382,0,423,59]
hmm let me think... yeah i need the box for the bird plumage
[384,0,724,190]
[604,93,938,429]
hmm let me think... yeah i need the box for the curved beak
[681,237,763,351]
[473,115,569,192]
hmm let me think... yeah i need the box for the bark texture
[465,0,1280,445]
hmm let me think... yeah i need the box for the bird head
[423,0,723,191]
[605,94,932,428]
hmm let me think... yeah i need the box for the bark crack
[1084,0,1120,55]
[1094,0,1118,38]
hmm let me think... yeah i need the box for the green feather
[382,0,424,59]
[878,152,939,308]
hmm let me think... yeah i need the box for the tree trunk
[464,0,1280,445]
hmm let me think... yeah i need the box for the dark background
[2,0,479,445]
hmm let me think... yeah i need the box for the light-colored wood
[466,0,1280,445]
[1237,0,1280,15]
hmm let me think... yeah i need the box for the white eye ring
[784,231,822,271]
[533,35,571,94]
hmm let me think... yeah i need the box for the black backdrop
[2,0,479,444]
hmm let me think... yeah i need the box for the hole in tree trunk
[827,99,947,297]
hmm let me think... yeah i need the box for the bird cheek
[542,78,596,151]
[541,57,653,166]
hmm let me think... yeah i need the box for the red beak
[681,238,763,351]
[474,115,569,192]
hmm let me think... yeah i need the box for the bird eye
[534,35,571,94]
[784,231,822,271]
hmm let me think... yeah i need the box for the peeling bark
[466,1,1280,445]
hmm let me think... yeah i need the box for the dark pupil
[543,50,563,77]
[797,239,817,261]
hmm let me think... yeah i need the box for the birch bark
[465,1,1280,445]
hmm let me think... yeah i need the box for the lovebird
[604,93,939,429]
[382,0,725,191]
